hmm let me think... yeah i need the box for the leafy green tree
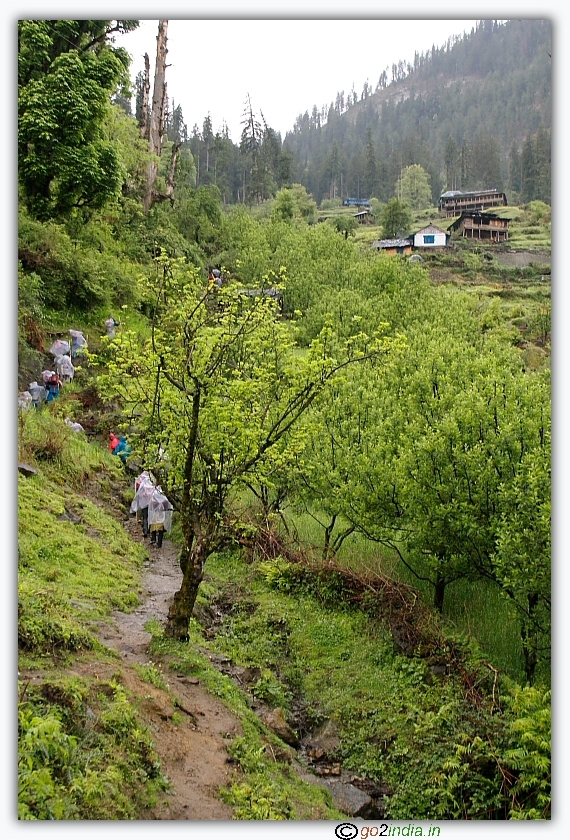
[271,185,317,224]
[329,216,357,238]
[18,20,138,220]
[380,198,412,238]
[493,428,551,684]
[509,140,522,197]
[99,258,378,638]
[396,165,432,211]
[533,126,551,204]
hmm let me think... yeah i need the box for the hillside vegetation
[18,19,550,821]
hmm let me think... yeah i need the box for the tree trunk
[139,53,150,140]
[434,572,447,613]
[165,536,210,640]
[143,19,168,212]
[521,592,540,685]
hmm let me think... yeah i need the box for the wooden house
[372,238,413,256]
[354,209,374,225]
[410,223,450,249]
[449,211,510,242]
[439,189,508,216]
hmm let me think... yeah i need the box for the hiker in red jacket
[109,433,120,453]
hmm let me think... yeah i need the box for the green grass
[18,674,169,819]
[146,612,344,820]
[18,473,144,629]
[17,410,172,820]
[169,550,544,820]
[282,507,530,684]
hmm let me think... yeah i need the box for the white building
[410,223,450,248]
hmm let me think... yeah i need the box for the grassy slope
[17,408,342,820]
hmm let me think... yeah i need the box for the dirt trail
[93,517,241,820]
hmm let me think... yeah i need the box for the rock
[314,763,341,776]
[57,507,82,524]
[307,719,341,755]
[177,676,199,686]
[18,462,38,477]
[230,665,262,686]
[207,652,232,667]
[262,708,300,747]
[322,780,374,817]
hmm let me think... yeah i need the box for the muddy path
[93,518,240,820]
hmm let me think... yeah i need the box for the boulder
[307,718,341,755]
[18,462,38,477]
[323,779,374,817]
[262,707,299,747]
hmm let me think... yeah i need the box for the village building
[439,189,508,216]
[410,223,450,249]
[353,209,374,225]
[342,198,371,208]
[449,211,510,242]
[371,238,413,256]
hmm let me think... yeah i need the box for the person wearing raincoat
[130,471,156,537]
[148,486,174,548]
[114,435,132,464]
[55,354,75,384]
[28,381,47,408]
[69,329,87,360]
[105,316,120,338]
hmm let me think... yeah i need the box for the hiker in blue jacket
[114,435,132,465]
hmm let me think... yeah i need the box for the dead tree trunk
[143,19,168,212]
[139,53,150,140]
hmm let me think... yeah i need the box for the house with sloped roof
[439,189,508,216]
[410,223,450,249]
[372,238,413,256]
[449,211,510,242]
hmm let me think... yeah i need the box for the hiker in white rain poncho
[69,330,87,360]
[130,471,156,538]
[65,418,84,432]
[28,381,47,408]
[18,391,32,411]
[49,338,70,358]
[55,354,75,383]
[105,316,120,338]
[148,487,173,548]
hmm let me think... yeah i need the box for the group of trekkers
[18,313,174,551]
[108,432,132,465]
[19,315,121,412]
[18,328,88,414]
[129,470,173,549]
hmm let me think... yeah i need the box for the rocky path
[94,518,241,820]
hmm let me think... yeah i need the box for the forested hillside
[284,19,551,204]
[18,19,550,822]
[161,19,551,207]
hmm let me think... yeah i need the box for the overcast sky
[115,19,481,141]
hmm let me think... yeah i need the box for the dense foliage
[18,17,550,821]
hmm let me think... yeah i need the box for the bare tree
[138,53,151,140]
[143,19,169,211]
